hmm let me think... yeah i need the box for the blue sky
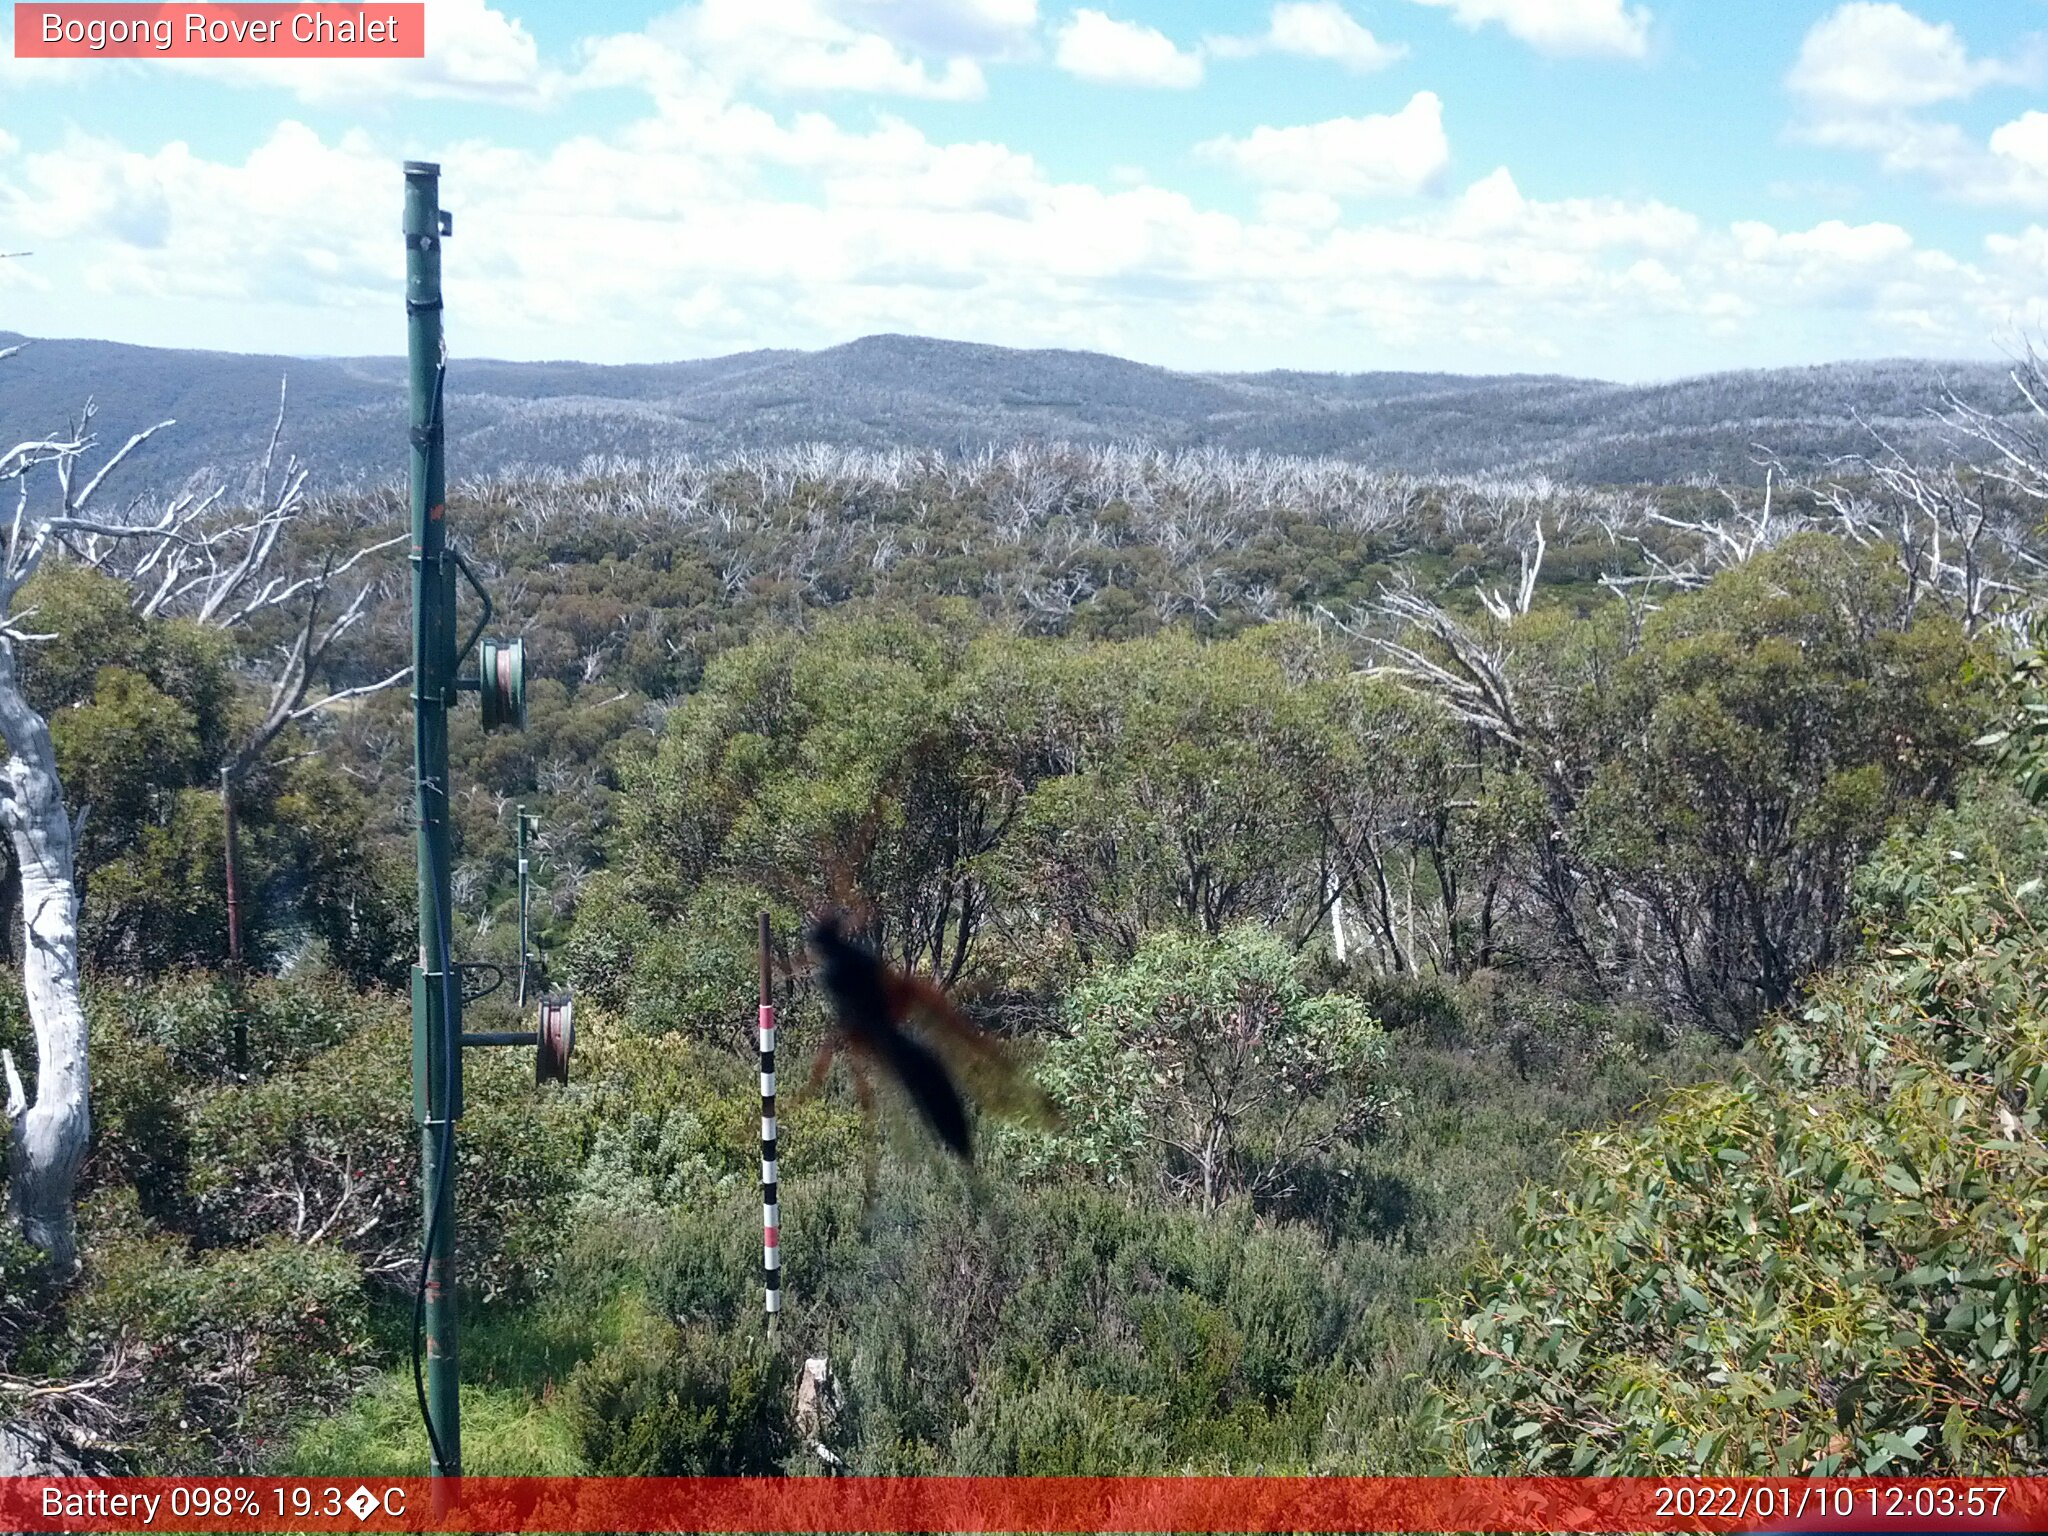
[2,0,2045,379]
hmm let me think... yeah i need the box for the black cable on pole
[411,711,459,1476]
[410,356,457,1477]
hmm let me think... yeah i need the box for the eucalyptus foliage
[1033,927,1392,1211]
[1438,763,2048,1474]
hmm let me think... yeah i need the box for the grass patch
[277,1373,585,1476]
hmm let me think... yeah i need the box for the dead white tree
[1317,578,1617,986]
[1479,514,1546,623]
[0,400,176,1268]
[1798,368,2048,632]
[0,368,405,1268]
[1811,447,2028,630]
[1943,345,2048,509]
[77,384,412,783]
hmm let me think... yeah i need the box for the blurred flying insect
[798,907,1059,1194]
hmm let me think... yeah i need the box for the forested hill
[0,329,2023,493]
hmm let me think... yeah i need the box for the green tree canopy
[1435,760,2048,1474]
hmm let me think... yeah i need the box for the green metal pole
[516,806,529,1007]
[404,159,461,1478]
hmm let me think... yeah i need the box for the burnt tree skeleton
[0,362,407,1268]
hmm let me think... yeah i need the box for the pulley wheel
[536,991,574,1085]
[480,637,526,733]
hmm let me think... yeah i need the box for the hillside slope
[0,330,2021,493]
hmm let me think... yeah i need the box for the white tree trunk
[0,638,88,1271]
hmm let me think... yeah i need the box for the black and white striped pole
[758,911,781,1330]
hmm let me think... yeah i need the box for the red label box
[15,3,426,58]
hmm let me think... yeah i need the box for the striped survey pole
[758,911,781,1327]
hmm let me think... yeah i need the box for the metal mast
[405,159,461,1477]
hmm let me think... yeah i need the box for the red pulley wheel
[479,637,526,733]
[537,992,574,1084]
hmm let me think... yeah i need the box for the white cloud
[186,0,542,103]
[1200,93,1449,198]
[1986,224,2048,278]
[1732,218,1915,266]
[1209,2,1406,73]
[1811,112,2048,210]
[593,0,989,100]
[833,0,1040,55]
[0,122,390,308]
[1258,190,1344,229]
[62,0,1028,106]
[1788,10,2048,210]
[1789,3,2020,110]
[1402,0,1649,59]
[1053,9,1203,88]
[1447,166,1696,249]
[1992,111,2048,176]
[2,91,2033,379]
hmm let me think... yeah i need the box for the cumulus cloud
[1401,0,1649,59]
[186,0,544,103]
[0,122,391,311]
[2,83,2033,377]
[1986,224,2048,281]
[1258,190,1345,230]
[1788,3,2020,110]
[1200,93,1449,198]
[1208,2,1406,73]
[1732,217,1916,266]
[1448,166,1697,249]
[1993,112,2048,176]
[586,0,992,100]
[833,0,1040,55]
[1052,9,1203,88]
[1788,6,2047,210]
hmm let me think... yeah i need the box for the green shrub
[566,1024,862,1223]
[464,1221,673,1394]
[1029,927,1393,1209]
[564,1325,787,1474]
[1351,973,1465,1043]
[562,871,655,1015]
[89,965,364,1086]
[96,970,236,1081]
[0,1213,62,1375]
[1435,778,2048,1475]
[950,1365,1170,1473]
[82,1011,189,1222]
[645,1190,761,1333]
[758,1168,1370,1474]
[72,1191,370,1468]
[622,881,779,1046]
[188,1010,576,1299]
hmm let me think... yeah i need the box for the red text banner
[15,4,425,58]
[0,1477,2043,1533]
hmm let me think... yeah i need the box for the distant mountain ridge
[0,330,2023,494]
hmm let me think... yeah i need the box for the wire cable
[410,355,457,1476]
[411,707,459,1476]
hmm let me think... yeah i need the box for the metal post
[221,767,243,970]
[516,806,530,1006]
[405,159,461,1478]
[220,767,247,1074]
[759,911,780,1330]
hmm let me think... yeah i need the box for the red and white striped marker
[758,913,780,1322]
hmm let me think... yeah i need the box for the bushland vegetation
[2,356,2045,1474]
